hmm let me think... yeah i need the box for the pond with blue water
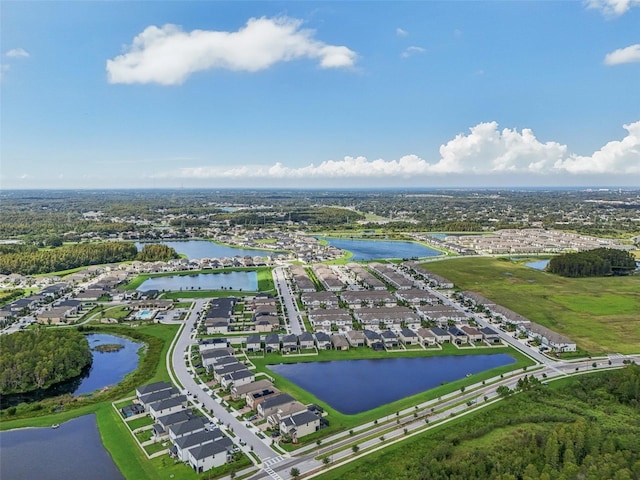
[269,354,515,414]
[137,270,258,292]
[136,240,273,260]
[0,414,124,480]
[319,237,441,261]
[524,259,550,270]
[1,333,142,408]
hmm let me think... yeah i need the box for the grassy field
[250,344,533,435]
[423,257,640,354]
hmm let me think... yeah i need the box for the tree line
[0,329,93,394]
[547,248,637,277]
[0,242,179,275]
[327,364,640,480]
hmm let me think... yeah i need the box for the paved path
[169,298,279,462]
[273,266,304,334]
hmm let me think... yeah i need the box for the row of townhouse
[129,382,234,474]
[289,265,316,293]
[345,263,387,290]
[311,265,345,292]
[230,378,322,442]
[198,343,256,389]
[460,291,576,352]
[368,263,415,290]
[403,262,455,289]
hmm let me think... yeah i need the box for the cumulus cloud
[604,44,640,65]
[396,28,408,37]
[164,121,640,181]
[586,0,640,16]
[5,48,30,58]
[401,46,426,58]
[554,121,640,174]
[106,16,357,85]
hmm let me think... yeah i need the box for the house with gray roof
[136,381,173,399]
[187,436,234,473]
[148,395,187,419]
[280,410,321,441]
[172,429,225,462]
[169,417,208,441]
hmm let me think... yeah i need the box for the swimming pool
[134,309,157,320]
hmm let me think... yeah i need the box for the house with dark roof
[136,381,173,399]
[247,388,281,410]
[429,327,450,343]
[279,410,320,441]
[199,338,230,353]
[257,393,296,419]
[281,334,298,352]
[154,410,194,439]
[448,326,469,345]
[245,335,262,353]
[380,330,399,349]
[169,417,207,441]
[172,429,225,462]
[480,326,501,343]
[265,333,280,353]
[121,403,145,418]
[187,436,234,473]
[221,369,255,389]
[314,331,331,350]
[363,330,384,350]
[399,328,419,345]
[298,332,315,350]
[213,362,247,382]
[148,395,187,419]
[139,387,180,410]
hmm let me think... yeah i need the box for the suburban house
[461,325,483,342]
[154,410,194,439]
[139,387,180,410]
[300,291,340,308]
[429,327,450,343]
[480,326,501,344]
[187,436,234,473]
[380,330,399,349]
[246,388,281,410]
[201,348,235,369]
[307,309,353,330]
[298,332,315,350]
[148,395,187,419]
[172,428,225,462]
[199,338,230,353]
[399,328,419,345]
[346,330,366,347]
[416,327,437,346]
[363,330,384,350]
[264,334,281,353]
[448,326,469,345]
[257,393,297,419]
[394,288,439,306]
[281,334,298,353]
[136,381,174,399]
[245,335,262,353]
[254,314,280,332]
[314,331,331,350]
[169,417,208,441]
[331,333,350,351]
[213,362,247,382]
[522,322,577,352]
[279,410,321,442]
[231,379,274,401]
[221,369,255,389]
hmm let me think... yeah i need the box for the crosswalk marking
[262,455,285,467]
[264,466,283,480]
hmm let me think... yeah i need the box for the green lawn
[423,257,640,354]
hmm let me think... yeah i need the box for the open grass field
[423,257,640,354]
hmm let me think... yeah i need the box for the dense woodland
[0,242,178,275]
[548,248,637,277]
[0,329,92,394]
[324,365,640,480]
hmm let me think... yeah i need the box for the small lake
[137,271,258,292]
[269,354,515,414]
[1,333,142,408]
[319,238,441,261]
[136,240,273,260]
[524,259,550,270]
[0,414,124,480]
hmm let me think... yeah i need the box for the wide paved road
[273,265,304,334]
[170,298,279,462]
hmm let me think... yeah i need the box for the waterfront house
[281,334,298,353]
[380,330,399,349]
[416,327,437,346]
[399,328,419,345]
[331,334,350,351]
[346,330,366,347]
[148,395,187,419]
[245,335,262,353]
[314,331,331,350]
[264,334,281,353]
[298,332,315,350]
[231,379,274,401]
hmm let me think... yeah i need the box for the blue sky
[1,1,639,189]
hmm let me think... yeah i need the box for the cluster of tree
[0,242,139,275]
[548,248,637,277]
[0,329,92,394]
[136,244,179,262]
[330,364,640,480]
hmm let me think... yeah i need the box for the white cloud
[554,121,640,174]
[162,120,640,181]
[604,44,640,65]
[396,28,408,37]
[401,46,426,58]
[5,48,30,58]
[106,17,357,85]
[586,0,640,16]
